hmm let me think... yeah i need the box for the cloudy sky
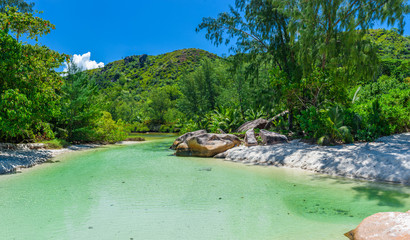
[30,0,410,71]
[62,52,104,72]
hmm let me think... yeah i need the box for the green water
[0,136,409,240]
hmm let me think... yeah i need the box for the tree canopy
[0,0,34,13]
[197,0,409,127]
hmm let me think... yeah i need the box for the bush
[352,75,409,140]
[132,122,150,132]
[207,107,243,133]
[179,119,202,134]
[93,112,128,143]
[41,139,70,149]
[159,125,170,133]
[296,105,353,145]
[353,100,391,141]
[296,106,329,139]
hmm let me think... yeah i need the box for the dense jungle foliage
[0,5,127,143]
[88,28,409,144]
[0,0,409,145]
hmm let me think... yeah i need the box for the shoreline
[222,133,410,185]
[0,141,143,175]
[2,133,409,185]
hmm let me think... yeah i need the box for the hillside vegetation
[84,49,220,131]
[88,48,218,90]
[367,29,410,59]
[87,29,409,139]
[1,0,409,144]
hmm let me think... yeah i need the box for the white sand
[0,144,100,174]
[0,141,142,174]
[224,133,410,184]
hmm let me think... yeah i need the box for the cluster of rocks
[0,143,51,174]
[0,149,52,174]
[171,121,410,184]
[0,143,46,150]
[170,118,288,158]
[170,120,410,239]
[0,144,100,174]
[239,118,288,147]
[123,54,148,68]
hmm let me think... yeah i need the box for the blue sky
[31,0,409,67]
[32,0,235,66]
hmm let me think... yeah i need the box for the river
[0,135,409,239]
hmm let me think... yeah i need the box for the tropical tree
[58,63,100,141]
[0,6,54,41]
[0,0,34,13]
[197,0,409,129]
[179,59,220,118]
[145,87,173,124]
[0,7,67,141]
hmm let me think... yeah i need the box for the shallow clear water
[0,136,409,240]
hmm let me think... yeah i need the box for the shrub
[179,119,201,134]
[42,139,70,149]
[159,125,170,133]
[132,122,150,132]
[296,105,353,145]
[93,111,128,143]
[207,107,243,133]
[352,75,409,140]
[296,106,329,139]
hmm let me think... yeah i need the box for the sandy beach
[223,133,410,184]
[0,141,141,174]
[1,134,409,185]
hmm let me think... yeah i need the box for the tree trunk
[288,110,293,131]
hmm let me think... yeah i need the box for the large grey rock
[345,211,410,240]
[259,130,288,145]
[244,129,258,147]
[170,130,207,150]
[236,118,269,133]
[172,131,241,157]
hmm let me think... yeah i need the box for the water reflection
[353,185,410,207]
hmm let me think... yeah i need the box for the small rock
[244,129,258,147]
[259,130,288,145]
[236,118,269,133]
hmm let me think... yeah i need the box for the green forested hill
[86,48,220,128]
[91,30,409,94]
[88,48,218,91]
[364,29,410,80]
[366,29,410,59]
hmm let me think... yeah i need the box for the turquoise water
[0,136,409,240]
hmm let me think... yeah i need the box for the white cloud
[63,52,104,72]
